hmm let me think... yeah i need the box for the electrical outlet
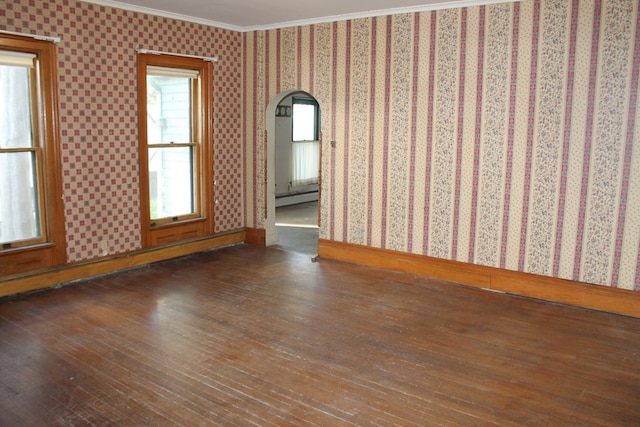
[99,240,109,256]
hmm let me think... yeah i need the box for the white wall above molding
[81,0,522,32]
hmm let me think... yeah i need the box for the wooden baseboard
[318,239,640,318]
[0,230,246,298]
[245,227,266,246]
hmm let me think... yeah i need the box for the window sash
[145,66,200,225]
[148,143,199,224]
[0,58,47,249]
[146,75,195,145]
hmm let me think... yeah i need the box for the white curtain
[291,141,319,187]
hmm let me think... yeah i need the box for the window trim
[0,34,66,274]
[137,53,214,247]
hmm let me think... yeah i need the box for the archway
[265,90,321,251]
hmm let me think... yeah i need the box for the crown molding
[81,0,521,33]
[246,0,521,31]
[80,0,245,32]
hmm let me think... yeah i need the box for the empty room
[1,0,639,424]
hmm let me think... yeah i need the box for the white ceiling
[83,0,510,31]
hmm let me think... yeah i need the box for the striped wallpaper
[244,0,640,291]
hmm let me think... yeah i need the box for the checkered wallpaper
[1,0,244,262]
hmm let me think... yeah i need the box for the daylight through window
[146,67,199,221]
[0,51,44,248]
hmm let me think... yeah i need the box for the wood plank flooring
[0,244,639,426]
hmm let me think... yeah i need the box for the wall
[1,0,244,264]
[3,0,639,293]
[245,0,640,291]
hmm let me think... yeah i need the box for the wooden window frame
[137,54,214,247]
[0,34,66,275]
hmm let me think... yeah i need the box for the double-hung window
[137,54,214,246]
[0,35,65,275]
[291,97,320,188]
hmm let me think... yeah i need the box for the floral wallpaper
[245,0,640,291]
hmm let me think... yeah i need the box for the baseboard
[0,230,246,298]
[245,227,266,246]
[317,239,640,318]
[275,192,318,207]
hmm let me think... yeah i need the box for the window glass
[149,146,194,220]
[292,101,318,142]
[0,65,33,148]
[0,152,40,243]
[0,61,43,246]
[146,75,192,144]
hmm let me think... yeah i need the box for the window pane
[292,103,317,141]
[147,76,192,144]
[0,65,33,149]
[0,152,41,244]
[149,146,194,220]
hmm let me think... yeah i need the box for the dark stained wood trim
[245,227,266,246]
[318,239,640,318]
[0,231,245,298]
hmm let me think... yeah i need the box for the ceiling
[83,0,503,31]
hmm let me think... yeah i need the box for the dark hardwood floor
[1,244,639,426]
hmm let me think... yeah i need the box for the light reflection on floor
[275,201,319,256]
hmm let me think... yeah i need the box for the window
[291,97,319,188]
[292,97,319,142]
[137,54,214,247]
[0,52,42,246]
[0,35,65,275]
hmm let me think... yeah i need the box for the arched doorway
[265,90,321,254]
